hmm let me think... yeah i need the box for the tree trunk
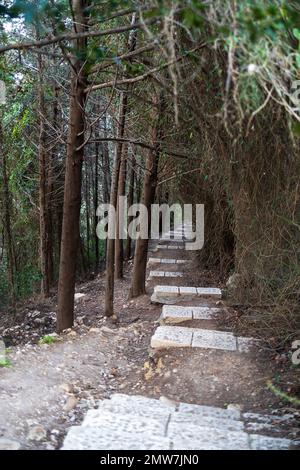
[104,93,127,317]
[37,50,51,297]
[125,152,135,259]
[130,92,165,298]
[0,118,16,307]
[94,141,99,269]
[85,159,90,266]
[57,0,89,332]
[46,85,59,287]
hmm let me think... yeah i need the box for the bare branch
[0,19,159,54]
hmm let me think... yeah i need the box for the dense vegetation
[0,0,299,347]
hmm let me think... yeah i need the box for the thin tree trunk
[125,152,135,259]
[104,93,127,317]
[94,141,99,269]
[57,0,89,332]
[0,118,16,307]
[85,159,90,266]
[130,92,165,298]
[37,50,50,297]
[115,144,127,278]
[102,115,111,202]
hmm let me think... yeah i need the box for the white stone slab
[62,424,171,450]
[192,307,221,319]
[148,271,165,278]
[165,271,184,277]
[84,403,170,425]
[148,258,177,264]
[170,412,244,432]
[192,329,237,351]
[161,305,193,324]
[249,434,292,450]
[151,326,193,349]
[169,423,250,450]
[178,402,241,420]
[62,393,295,451]
[179,286,197,295]
[154,285,179,295]
[110,393,177,410]
[197,287,222,298]
[149,271,183,278]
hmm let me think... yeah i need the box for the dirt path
[0,253,299,449]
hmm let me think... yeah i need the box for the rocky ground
[0,262,299,450]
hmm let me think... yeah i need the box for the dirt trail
[0,255,299,449]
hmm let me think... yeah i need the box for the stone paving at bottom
[151,325,259,352]
[62,394,296,450]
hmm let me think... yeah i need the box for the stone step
[148,258,189,265]
[151,285,222,303]
[148,271,184,279]
[151,326,259,352]
[161,305,221,324]
[83,403,243,433]
[61,394,296,450]
[156,245,184,250]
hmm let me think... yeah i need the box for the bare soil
[0,250,299,449]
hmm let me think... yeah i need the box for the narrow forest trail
[0,226,299,450]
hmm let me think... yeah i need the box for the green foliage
[15,265,42,299]
[0,260,9,308]
[0,358,11,368]
[39,335,57,345]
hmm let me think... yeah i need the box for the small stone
[59,383,74,394]
[227,404,243,412]
[159,396,178,408]
[68,330,77,337]
[74,293,86,301]
[63,396,78,412]
[89,327,101,333]
[101,326,117,334]
[0,438,21,450]
[27,425,47,442]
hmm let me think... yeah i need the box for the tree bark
[130,92,165,297]
[94,141,99,269]
[57,0,89,332]
[125,152,135,259]
[37,49,51,297]
[0,118,16,307]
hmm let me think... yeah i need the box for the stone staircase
[61,224,298,450]
[62,393,296,450]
